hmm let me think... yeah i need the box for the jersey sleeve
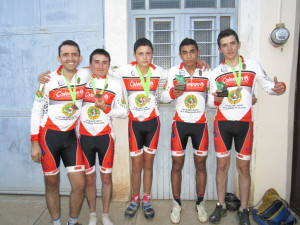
[255,62,276,95]
[160,69,176,103]
[30,82,49,141]
[108,65,122,79]
[105,78,128,119]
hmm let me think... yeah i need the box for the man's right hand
[172,85,184,98]
[31,141,42,163]
[213,90,224,103]
[38,71,51,84]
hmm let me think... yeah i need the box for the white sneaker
[170,200,182,224]
[102,214,114,225]
[196,201,208,223]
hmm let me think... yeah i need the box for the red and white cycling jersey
[79,75,128,136]
[30,66,91,141]
[161,62,210,123]
[111,62,167,122]
[208,56,276,121]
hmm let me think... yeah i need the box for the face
[57,45,82,73]
[218,35,241,61]
[89,54,110,77]
[179,45,200,67]
[133,46,153,68]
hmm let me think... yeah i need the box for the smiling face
[218,35,241,62]
[57,45,82,73]
[89,54,110,78]
[133,45,153,69]
[179,44,200,68]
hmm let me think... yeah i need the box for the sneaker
[209,203,227,224]
[142,202,155,220]
[102,214,114,225]
[170,200,182,224]
[237,208,251,225]
[125,201,140,218]
[195,201,208,222]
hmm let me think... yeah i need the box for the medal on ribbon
[92,75,108,100]
[225,56,243,94]
[61,69,78,111]
[136,66,151,103]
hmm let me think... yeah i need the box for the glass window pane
[132,0,145,9]
[221,0,235,8]
[150,0,180,9]
[185,0,216,8]
[136,18,146,39]
[193,21,212,67]
[219,17,230,63]
[153,22,172,69]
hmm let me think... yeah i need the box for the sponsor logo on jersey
[35,84,45,98]
[56,89,84,98]
[221,75,249,86]
[221,67,228,72]
[135,94,147,108]
[131,70,136,76]
[74,166,82,170]
[130,80,154,88]
[228,90,242,104]
[186,81,205,89]
[184,94,197,109]
[179,70,185,75]
[88,81,93,88]
[238,154,244,158]
[62,103,77,117]
[58,79,65,86]
[88,106,100,120]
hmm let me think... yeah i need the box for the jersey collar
[179,62,202,70]
[56,65,78,76]
[130,61,156,70]
[221,55,245,65]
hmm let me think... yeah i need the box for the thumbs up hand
[271,76,286,95]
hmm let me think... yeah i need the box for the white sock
[102,213,114,225]
[52,217,61,225]
[88,212,98,225]
[68,217,78,225]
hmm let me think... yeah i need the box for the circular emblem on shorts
[228,90,242,104]
[88,106,100,120]
[135,94,147,108]
[184,95,197,109]
[62,103,77,117]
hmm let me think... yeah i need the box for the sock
[221,203,226,209]
[142,193,150,203]
[196,194,204,205]
[102,213,113,225]
[174,196,181,206]
[88,212,98,225]
[132,193,140,203]
[68,217,78,225]
[52,217,61,225]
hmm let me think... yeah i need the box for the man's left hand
[271,76,286,95]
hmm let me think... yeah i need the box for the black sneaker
[142,202,155,220]
[237,208,251,225]
[125,201,140,218]
[209,203,227,224]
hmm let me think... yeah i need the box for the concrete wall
[239,0,300,204]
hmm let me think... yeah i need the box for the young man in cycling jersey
[208,29,286,225]
[161,38,210,224]
[30,40,91,225]
[79,49,127,225]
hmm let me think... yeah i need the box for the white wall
[239,0,300,204]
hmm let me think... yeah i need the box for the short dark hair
[179,38,198,52]
[58,40,80,56]
[133,38,153,53]
[89,49,111,64]
[217,28,239,47]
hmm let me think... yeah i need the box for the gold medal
[77,77,80,84]
[145,97,151,103]
[242,63,246,70]
[199,70,202,76]
[72,104,79,110]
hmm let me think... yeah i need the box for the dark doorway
[291,31,300,216]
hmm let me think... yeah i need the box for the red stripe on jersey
[129,108,158,121]
[173,111,185,122]
[123,78,160,91]
[240,109,252,121]
[173,78,208,92]
[195,113,206,123]
[49,86,85,101]
[130,61,156,70]
[216,72,255,88]
[44,117,77,131]
[214,109,227,121]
